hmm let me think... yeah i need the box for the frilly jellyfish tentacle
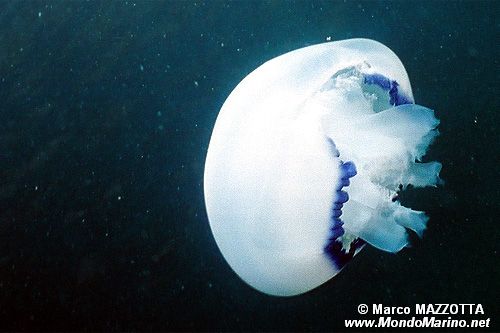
[323,103,441,252]
[204,38,442,296]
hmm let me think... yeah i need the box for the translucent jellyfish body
[204,39,441,296]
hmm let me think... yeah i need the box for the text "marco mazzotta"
[373,304,485,315]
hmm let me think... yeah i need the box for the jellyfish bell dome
[204,38,441,296]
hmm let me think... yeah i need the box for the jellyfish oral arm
[321,103,440,253]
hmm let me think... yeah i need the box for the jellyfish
[204,38,441,296]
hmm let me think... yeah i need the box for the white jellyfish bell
[204,38,441,296]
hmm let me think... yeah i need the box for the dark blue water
[0,1,498,331]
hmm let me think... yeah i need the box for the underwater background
[0,0,498,331]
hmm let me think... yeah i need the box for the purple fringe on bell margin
[363,73,413,106]
[324,160,365,269]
